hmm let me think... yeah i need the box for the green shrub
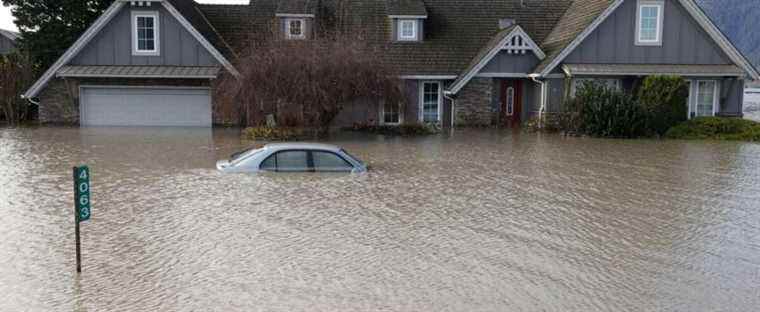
[567,82,649,138]
[344,123,440,136]
[637,76,689,136]
[665,117,760,141]
[243,126,316,141]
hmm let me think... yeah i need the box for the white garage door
[80,87,212,127]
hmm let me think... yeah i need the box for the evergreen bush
[637,76,689,136]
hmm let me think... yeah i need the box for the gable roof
[534,0,760,80]
[0,29,19,41]
[197,4,252,53]
[358,0,574,76]
[533,0,618,75]
[167,0,237,60]
[23,0,239,99]
[447,25,546,94]
[276,0,318,16]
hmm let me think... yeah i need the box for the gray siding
[721,78,744,115]
[331,80,421,127]
[404,79,420,122]
[481,52,540,74]
[685,77,744,116]
[0,35,15,55]
[564,0,731,65]
[71,5,218,66]
[332,98,380,127]
[545,78,565,113]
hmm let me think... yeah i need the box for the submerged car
[217,143,367,173]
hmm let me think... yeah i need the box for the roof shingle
[386,0,428,17]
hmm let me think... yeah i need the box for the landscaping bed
[665,117,760,142]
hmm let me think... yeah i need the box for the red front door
[500,80,523,127]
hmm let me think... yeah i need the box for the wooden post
[73,167,82,273]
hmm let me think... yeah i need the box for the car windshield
[340,149,364,166]
[230,147,264,164]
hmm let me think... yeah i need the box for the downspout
[529,74,546,129]
[20,95,40,106]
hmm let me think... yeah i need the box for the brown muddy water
[1,127,759,311]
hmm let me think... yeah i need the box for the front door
[500,80,522,127]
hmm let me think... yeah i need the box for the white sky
[0,1,249,32]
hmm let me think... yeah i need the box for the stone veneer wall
[37,77,217,125]
[455,77,494,126]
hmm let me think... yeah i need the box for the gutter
[529,74,546,129]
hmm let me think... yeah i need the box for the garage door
[80,87,212,127]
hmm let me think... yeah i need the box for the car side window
[260,154,277,171]
[312,151,354,172]
[262,151,309,172]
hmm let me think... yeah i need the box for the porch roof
[57,66,221,79]
[563,64,747,77]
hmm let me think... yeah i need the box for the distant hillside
[696,0,760,69]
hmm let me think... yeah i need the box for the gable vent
[504,34,530,54]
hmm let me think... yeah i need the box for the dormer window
[398,19,418,41]
[636,0,664,46]
[286,18,306,40]
[132,11,160,56]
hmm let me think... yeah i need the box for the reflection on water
[1,126,759,311]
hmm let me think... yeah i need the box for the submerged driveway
[1,127,759,311]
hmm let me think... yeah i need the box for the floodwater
[1,127,759,312]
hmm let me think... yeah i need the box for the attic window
[398,20,418,41]
[132,11,160,56]
[286,18,306,40]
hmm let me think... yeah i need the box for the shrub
[665,117,760,141]
[243,127,317,141]
[216,31,403,131]
[637,76,689,136]
[344,123,440,136]
[567,82,649,138]
[0,53,35,124]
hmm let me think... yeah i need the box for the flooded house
[21,0,759,128]
[0,28,18,55]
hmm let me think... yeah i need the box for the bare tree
[216,31,403,131]
[0,53,35,125]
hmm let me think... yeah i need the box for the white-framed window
[570,78,621,97]
[132,11,160,56]
[381,100,402,125]
[636,0,664,46]
[420,81,441,123]
[693,80,718,117]
[398,19,418,41]
[506,87,515,116]
[286,18,306,40]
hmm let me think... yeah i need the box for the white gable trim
[23,1,127,98]
[538,0,759,81]
[160,1,239,77]
[678,0,759,80]
[447,25,545,95]
[537,0,625,77]
[23,0,239,99]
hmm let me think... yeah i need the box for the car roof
[264,143,343,152]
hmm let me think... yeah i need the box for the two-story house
[22,0,759,128]
[0,28,19,55]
